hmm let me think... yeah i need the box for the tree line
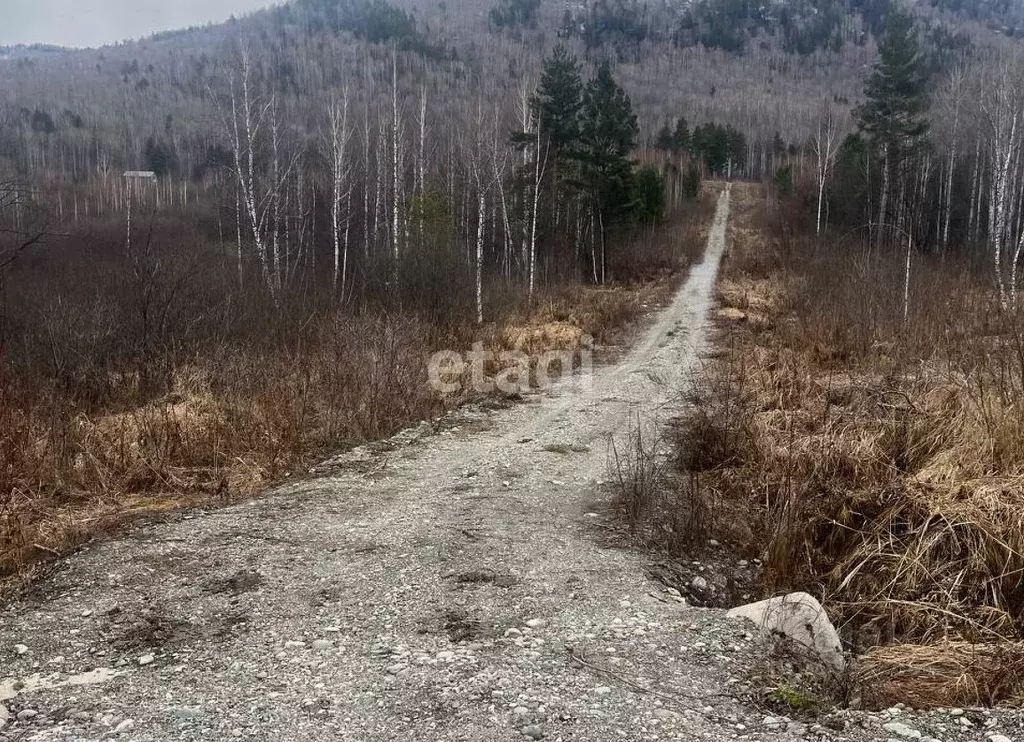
[795,8,1024,309]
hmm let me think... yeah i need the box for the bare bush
[610,412,710,554]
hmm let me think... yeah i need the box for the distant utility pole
[123,170,157,256]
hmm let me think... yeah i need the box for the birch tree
[222,46,277,300]
[811,103,842,238]
[938,62,967,251]
[324,89,353,298]
[978,50,1023,306]
[213,45,305,302]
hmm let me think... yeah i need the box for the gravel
[2,186,1023,741]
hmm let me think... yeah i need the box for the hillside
[0,0,992,195]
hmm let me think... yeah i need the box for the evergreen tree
[856,9,929,241]
[631,165,665,224]
[578,61,638,218]
[725,125,747,175]
[828,132,873,227]
[577,61,639,277]
[682,165,702,199]
[773,165,794,196]
[857,10,929,149]
[654,123,675,151]
[691,122,744,175]
[672,116,690,151]
[532,45,583,155]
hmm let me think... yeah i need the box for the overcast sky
[2,0,275,48]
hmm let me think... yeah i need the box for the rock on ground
[727,592,845,673]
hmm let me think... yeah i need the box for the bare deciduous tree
[811,103,842,239]
[324,90,353,298]
[0,181,48,273]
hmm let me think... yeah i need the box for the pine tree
[857,10,929,148]
[655,123,675,151]
[532,45,583,155]
[577,61,638,278]
[856,9,930,244]
[672,116,690,151]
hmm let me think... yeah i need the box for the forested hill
[0,0,1001,193]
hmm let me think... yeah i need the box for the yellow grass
[669,183,1024,706]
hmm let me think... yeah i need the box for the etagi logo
[427,337,594,395]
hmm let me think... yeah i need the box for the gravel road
[2,184,1022,742]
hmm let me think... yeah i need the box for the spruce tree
[520,45,585,266]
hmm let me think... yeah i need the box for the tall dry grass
[668,184,1024,706]
[0,314,443,581]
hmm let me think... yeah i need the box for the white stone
[882,721,922,739]
[13,644,27,655]
[137,653,155,666]
[988,735,1012,742]
[727,592,845,672]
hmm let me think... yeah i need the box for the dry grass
[0,314,442,585]
[856,642,1024,709]
[1,195,717,592]
[665,182,1024,708]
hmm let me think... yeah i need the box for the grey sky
[2,0,275,49]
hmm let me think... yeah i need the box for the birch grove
[20,0,1024,317]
